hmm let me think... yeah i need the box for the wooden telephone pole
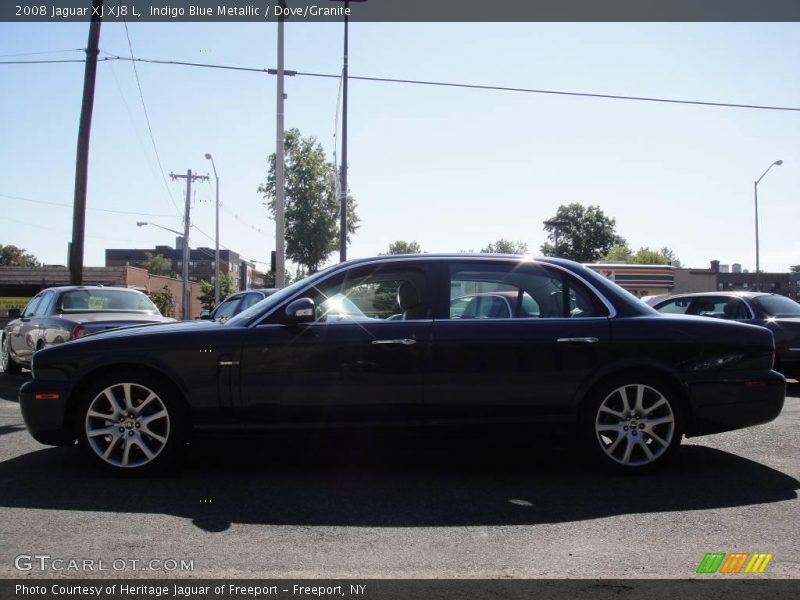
[69,0,104,285]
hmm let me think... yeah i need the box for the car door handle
[557,337,599,344]
[371,339,417,345]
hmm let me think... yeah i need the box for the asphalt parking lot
[0,372,797,579]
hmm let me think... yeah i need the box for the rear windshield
[59,290,161,315]
[754,295,800,318]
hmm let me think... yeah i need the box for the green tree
[659,247,682,267]
[603,245,632,263]
[790,265,800,273]
[149,286,175,318]
[383,240,422,255]
[141,252,173,276]
[481,239,529,254]
[197,272,236,310]
[0,244,40,267]
[601,245,677,266]
[541,204,625,263]
[258,128,359,273]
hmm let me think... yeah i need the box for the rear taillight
[71,324,86,340]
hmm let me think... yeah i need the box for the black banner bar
[3,580,800,600]
[3,0,800,23]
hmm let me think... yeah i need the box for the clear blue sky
[1,22,799,273]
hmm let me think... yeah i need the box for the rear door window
[449,262,607,319]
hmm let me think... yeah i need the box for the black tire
[76,372,187,475]
[1,334,22,374]
[579,374,684,473]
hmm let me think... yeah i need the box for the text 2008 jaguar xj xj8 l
[19,255,785,473]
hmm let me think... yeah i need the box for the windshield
[59,289,160,315]
[224,267,337,327]
[755,295,800,318]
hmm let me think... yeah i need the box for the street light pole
[754,159,783,292]
[204,153,220,305]
[339,0,349,263]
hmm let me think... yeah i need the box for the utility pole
[170,170,209,319]
[69,0,104,285]
[275,2,287,288]
[339,0,350,263]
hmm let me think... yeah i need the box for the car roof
[37,286,146,293]
[655,291,770,301]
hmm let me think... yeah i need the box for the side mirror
[7,308,21,319]
[198,309,212,320]
[284,298,315,324]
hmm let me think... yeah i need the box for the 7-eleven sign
[600,269,615,282]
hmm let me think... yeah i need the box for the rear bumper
[686,370,786,436]
[19,379,75,446]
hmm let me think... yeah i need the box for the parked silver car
[1,286,173,373]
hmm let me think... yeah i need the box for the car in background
[450,291,540,319]
[199,289,278,323]
[19,255,784,474]
[640,294,669,306]
[652,291,800,380]
[1,286,173,374]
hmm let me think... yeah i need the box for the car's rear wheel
[581,376,684,472]
[1,334,22,374]
[77,374,186,474]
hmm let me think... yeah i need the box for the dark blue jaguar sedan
[19,255,785,474]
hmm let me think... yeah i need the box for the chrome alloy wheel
[0,336,8,371]
[594,383,675,467]
[85,383,170,469]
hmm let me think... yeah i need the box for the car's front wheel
[581,376,684,472]
[77,374,186,474]
[1,334,22,374]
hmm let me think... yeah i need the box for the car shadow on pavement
[0,429,796,532]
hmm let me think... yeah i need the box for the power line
[0,192,181,218]
[96,54,800,113]
[4,53,800,112]
[121,22,182,217]
[0,48,84,58]
[0,58,95,64]
[297,71,800,113]
[218,201,271,238]
[191,223,269,266]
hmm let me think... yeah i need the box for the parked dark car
[19,255,784,474]
[199,289,279,322]
[1,286,173,374]
[652,292,800,380]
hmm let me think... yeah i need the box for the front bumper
[19,379,75,446]
[686,370,786,436]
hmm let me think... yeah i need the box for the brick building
[0,266,203,321]
[105,237,241,289]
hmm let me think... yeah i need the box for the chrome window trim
[248,256,617,327]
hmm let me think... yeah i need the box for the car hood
[75,318,219,341]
